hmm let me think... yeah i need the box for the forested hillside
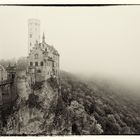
[58,71,140,134]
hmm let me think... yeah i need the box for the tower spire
[42,32,45,43]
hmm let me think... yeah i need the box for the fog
[0,6,140,91]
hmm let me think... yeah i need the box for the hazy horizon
[0,6,140,87]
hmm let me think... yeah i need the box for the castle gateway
[27,19,60,83]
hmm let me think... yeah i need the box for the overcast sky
[0,6,140,85]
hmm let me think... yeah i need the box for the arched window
[37,69,41,73]
[30,62,33,66]
[35,62,38,66]
[40,61,43,66]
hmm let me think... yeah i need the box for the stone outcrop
[0,71,104,135]
[1,70,59,135]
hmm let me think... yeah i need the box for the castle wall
[0,65,7,81]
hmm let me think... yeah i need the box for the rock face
[1,71,140,135]
[16,71,30,100]
[1,70,59,135]
[0,71,104,135]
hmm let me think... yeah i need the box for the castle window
[30,34,32,38]
[30,42,32,46]
[30,62,33,66]
[35,54,38,59]
[35,62,38,66]
[37,69,41,73]
[40,61,43,66]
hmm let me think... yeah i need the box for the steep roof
[29,33,59,56]
[40,41,59,56]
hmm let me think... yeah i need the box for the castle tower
[28,19,40,54]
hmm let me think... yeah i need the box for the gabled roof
[29,44,44,56]
[29,39,59,57]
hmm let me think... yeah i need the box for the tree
[16,57,28,71]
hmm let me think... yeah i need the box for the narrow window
[35,62,38,66]
[40,61,43,66]
[30,42,32,46]
[30,62,33,66]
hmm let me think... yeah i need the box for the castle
[27,19,60,83]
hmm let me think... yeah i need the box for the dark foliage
[28,93,40,109]
[32,81,44,90]
[59,71,140,134]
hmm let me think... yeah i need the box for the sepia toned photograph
[0,4,140,135]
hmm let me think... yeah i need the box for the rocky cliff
[1,71,140,135]
[0,71,59,135]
